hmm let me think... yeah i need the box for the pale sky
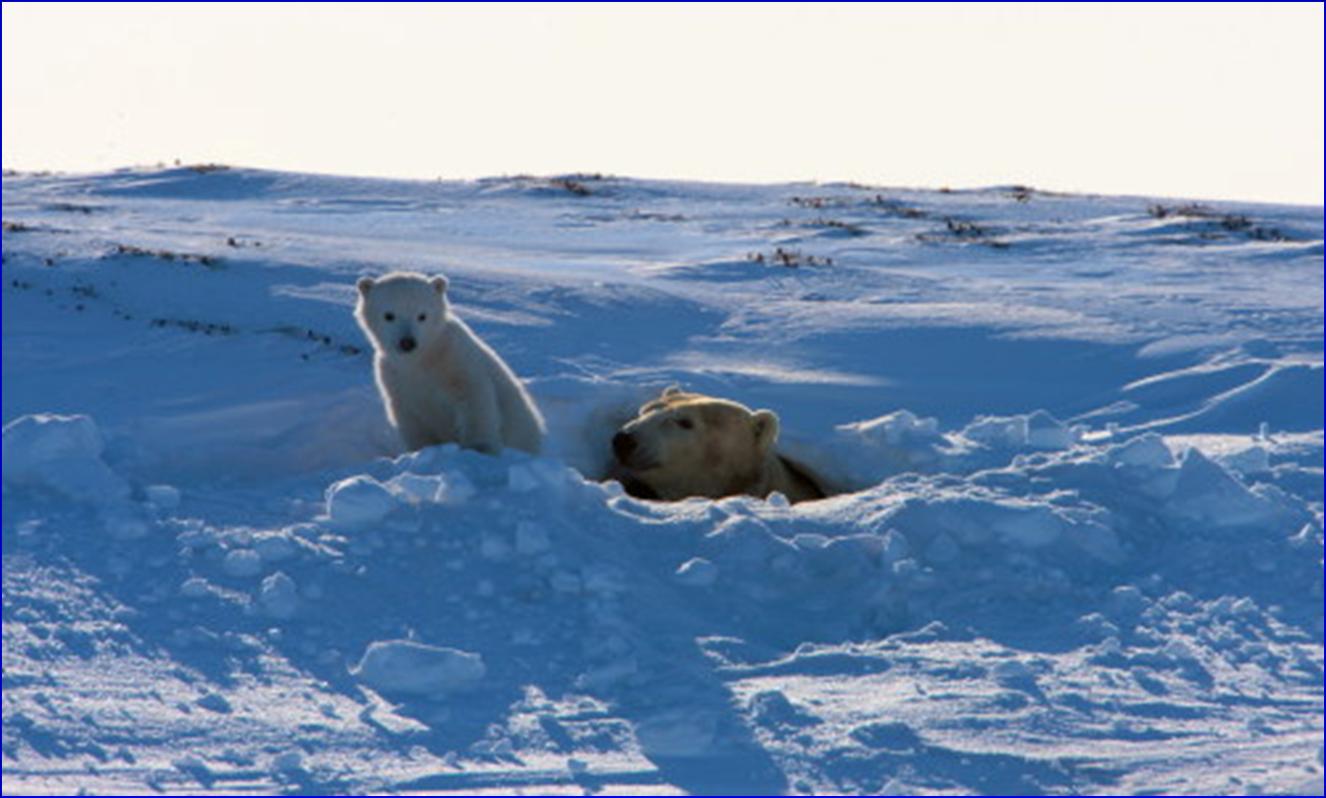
[3,3,1323,204]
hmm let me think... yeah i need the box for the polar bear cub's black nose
[612,431,636,461]
[398,336,417,353]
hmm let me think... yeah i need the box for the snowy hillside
[2,166,1322,795]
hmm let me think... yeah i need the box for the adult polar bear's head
[354,271,450,357]
[609,387,825,504]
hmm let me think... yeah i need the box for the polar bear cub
[355,272,544,455]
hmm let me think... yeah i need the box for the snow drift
[2,166,1321,795]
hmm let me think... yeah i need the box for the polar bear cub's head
[355,271,450,357]
[609,387,780,501]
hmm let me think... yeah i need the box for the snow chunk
[259,571,299,619]
[674,557,718,587]
[1167,447,1279,528]
[1107,433,1181,499]
[146,484,182,509]
[2,414,129,506]
[749,690,818,729]
[1026,410,1077,450]
[957,410,1075,450]
[879,529,910,564]
[1064,519,1124,564]
[514,521,551,555]
[223,549,263,578]
[1107,585,1148,621]
[387,472,446,504]
[635,708,718,758]
[440,470,477,504]
[852,721,921,751]
[992,658,1039,689]
[270,751,304,773]
[253,531,297,563]
[173,755,213,782]
[507,459,568,494]
[103,510,151,541]
[1214,444,1271,476]
[351,639,485,696]
[325,475,397,530]
[507,463,541,492]
[840,409,941,446]
[196,692,232,713]
[706,516,793,565]
[383,470,478,506]
[962,414,1029,448]
[1108,433,1175,469]
[925,532,961,564]
[991,506,1063,548]
[180,577,212,598]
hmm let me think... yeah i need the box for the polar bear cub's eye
[417,313,427,322]
[383,312,395,322]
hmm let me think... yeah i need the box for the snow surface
[2,166,1322,795]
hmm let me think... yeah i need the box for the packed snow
[2,166,1322,795]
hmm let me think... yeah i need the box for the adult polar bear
[609,387,827,503]
[355,272,544,455]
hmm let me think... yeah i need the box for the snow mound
[1167,446,1284,528]
[964,409,1080,450]
[2,414,129,505]
[2,167,1320,795]
[351,640,486,696]
[325,475,398,530]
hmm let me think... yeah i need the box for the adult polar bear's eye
[417,313,427,322]
[675,417,694,430]
[384,312,395,322]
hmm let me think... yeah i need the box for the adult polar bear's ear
[431,276,448,294]
[356,276,375,296]
[662,384,684,398]
[752,409,780,454]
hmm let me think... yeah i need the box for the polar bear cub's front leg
[454,376,503,455]
[391,408,434,453]
[354,271,546,456]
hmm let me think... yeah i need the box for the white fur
[609,388,825,503]
[354,272,544,455]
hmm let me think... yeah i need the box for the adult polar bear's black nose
[398,336,417,353]
[612,431,636,461]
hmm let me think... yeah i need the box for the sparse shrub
[945,218,987,238]
[870,195,928,218]
[747,247,834,268]
[46,202,97,214]
[1148,204,1286,242]
[550,178,591,197]
[914,217,1010,249]
[111,244,223,270]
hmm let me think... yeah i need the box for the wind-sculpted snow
[3,167,1321,794]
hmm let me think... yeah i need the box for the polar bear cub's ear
[357,276,375,296]
[431,275,448,295]
[752,409,780,453]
